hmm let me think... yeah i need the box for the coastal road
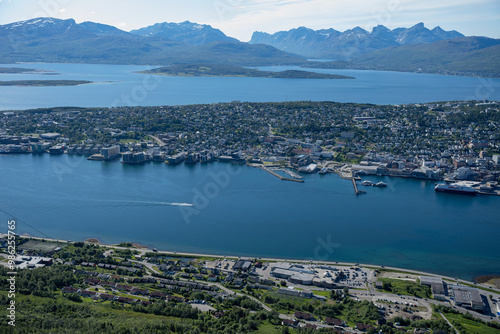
[9,234,500,324]
[30,233,499,297]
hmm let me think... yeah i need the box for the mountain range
[0,18,304,66]
[0,18,498,77]
[249,22,464,59]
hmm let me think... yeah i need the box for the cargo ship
[434,182,478,195]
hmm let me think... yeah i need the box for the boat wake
[100,200,194,207]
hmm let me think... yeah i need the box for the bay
[0,63,499,110]
[0,154,499,281]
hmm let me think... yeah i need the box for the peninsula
[140,64,354,79]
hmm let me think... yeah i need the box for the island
[0,80,93,87]
[140,63,355,79]
[0,67,57,75]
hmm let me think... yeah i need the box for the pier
[259,166,304,183]
[352,179,366,196]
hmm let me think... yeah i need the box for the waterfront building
[122,151,146,164]
[166,152,186,165]
[420,276,446,300]
[101,145,120,160]
[49,145,64,155]
[451,286,484,312]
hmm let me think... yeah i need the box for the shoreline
[3,150,499,196]
[8,233,500,294]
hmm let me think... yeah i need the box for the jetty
[260,166,304,183]
[352,179,366,196]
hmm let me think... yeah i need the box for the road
[8,233,500,296]
[148,134,165,146]
[439,312,459,334]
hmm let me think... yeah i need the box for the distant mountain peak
[3,17,73,30]
[249,23,467,60]
[372,25,390,32]
[349,26,368,34]
[130,21,238,45]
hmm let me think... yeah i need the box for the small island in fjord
[0,80,93,87]
[140,63,355,79]
[0,67,59,75]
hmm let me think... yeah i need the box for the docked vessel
[374,181,387,187]
[434,182,478,195]
[361,180,373,186]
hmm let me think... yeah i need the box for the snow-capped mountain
[130,21,239,45]
[0,17,304,66]
[249,23,465,59]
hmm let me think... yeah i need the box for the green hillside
[353,37,500,77]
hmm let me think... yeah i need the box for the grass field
[444,313,500,334]
[312,290,331,297]
[377,278,431,298]
[18,239,65,252]
[254,322,292,333]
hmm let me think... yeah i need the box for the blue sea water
[0,63,499,110]
[0,154,498,281]
[0,63,499,280]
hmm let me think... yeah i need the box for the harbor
[256,165,305,183]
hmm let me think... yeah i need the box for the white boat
[361,180,373,186]
[435,182,477,195]
[374,181,387,187]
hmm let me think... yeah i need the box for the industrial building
[420,276,446,300]
[451,285,484,312]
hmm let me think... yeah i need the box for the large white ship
[435,182,478,195]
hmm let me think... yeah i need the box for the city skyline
[0,0,499,41]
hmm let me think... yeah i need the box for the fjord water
[1,63,500,109]
[1,154,499,280]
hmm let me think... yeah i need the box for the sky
[0,0,499,41]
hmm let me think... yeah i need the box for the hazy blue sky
[0,0,498,40]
